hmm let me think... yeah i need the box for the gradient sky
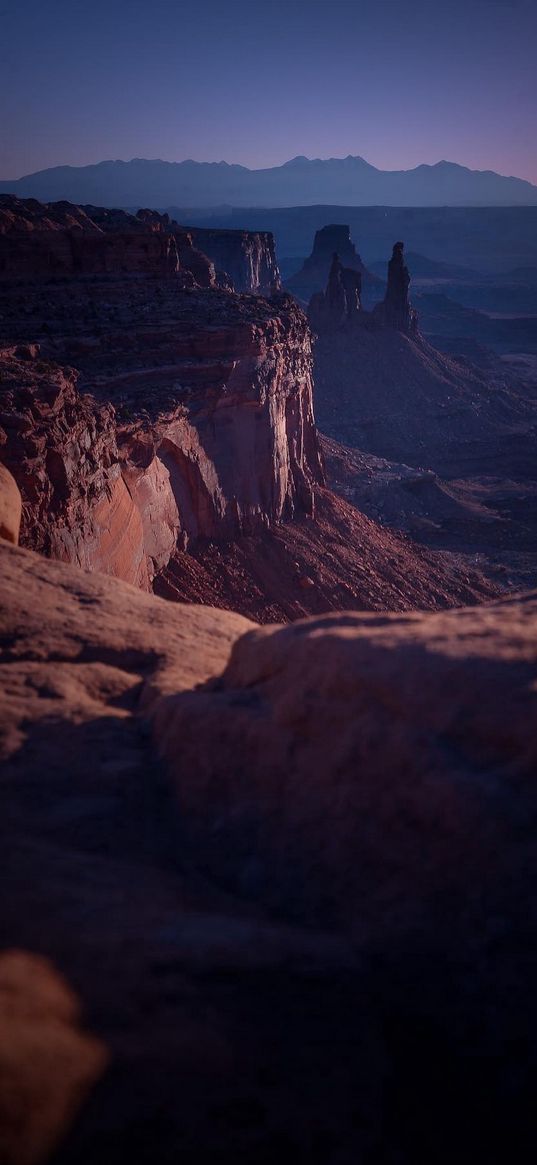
[1,0,536,182]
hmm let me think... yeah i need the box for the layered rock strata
[0,196,281,294]
[191,227,281,294]
[0,196,504,613]
[0,196,181,279]
[0,284,322,589]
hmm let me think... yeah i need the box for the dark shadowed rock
[308,252,362,331]
[286,223,381,304]
[374,240,419,334]
[1,540,536,1162]
[191,227,281,294]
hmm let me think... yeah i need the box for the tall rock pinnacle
[379,241,418,334]
[308,252,362,332]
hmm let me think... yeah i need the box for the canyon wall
[0,195,282,294]
[0,291,323,588]
[191,227,281,294]
[0,196,319,589]
[0,197,504,617]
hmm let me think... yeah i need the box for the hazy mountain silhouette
[1,155,536,208]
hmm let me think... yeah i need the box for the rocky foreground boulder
[1,531,536,1163]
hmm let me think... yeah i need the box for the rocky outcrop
[0,197,323,589]
[0,196,220,286]
[0,462,21,544]
[0,197,280,293]
[157,588,537,925]
[1,537,535,1163]
[308,252,362,331]
[0,340,498,616]
[0,196,509,614]
[191,227,281,294]
[286,223,382,304]
[373,240,419,334]
[0,284,324,587]
[307,239,418,336]
[0,196,181,279]
[0,348,150,586]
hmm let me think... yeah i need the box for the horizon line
[2,154,536,188]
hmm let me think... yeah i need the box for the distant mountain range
[1,156,536,209]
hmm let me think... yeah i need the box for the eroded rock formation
[191,227,281,294]
[286,223,382,304]
[373,240,419,334]
[308,251,362,331]
[0,196,181,279]
[0,195,282,294]
[0,196,505,615]
[0,287,323,589]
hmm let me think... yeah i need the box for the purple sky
[1,0,536,182]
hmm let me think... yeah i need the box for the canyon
[0,195,497,617]
[1,196,537,1164]
[304,229,537,592]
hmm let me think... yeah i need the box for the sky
[1,0,536,183]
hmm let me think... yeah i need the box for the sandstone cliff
[0,196,181,279]
[0,196,504,615]
[191,227,281,294]
[0,195,282,293]
[0,284,322,590]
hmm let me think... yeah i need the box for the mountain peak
[1,155,536,208]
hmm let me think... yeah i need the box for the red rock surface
[0,282,324,591]
[0,462,21,544]
[155,486,499,620]
[0,196,281,294]
[0,196,181,279]
[1,538,535,1163]
[158,588,537,930]
[0,196,504,615]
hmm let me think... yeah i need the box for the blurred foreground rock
[1,539,536,1163]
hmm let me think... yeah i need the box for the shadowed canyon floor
[304,233,537,591]
[155,486,499,620]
